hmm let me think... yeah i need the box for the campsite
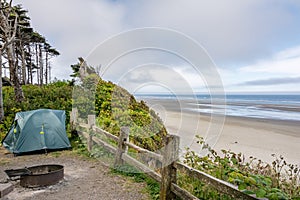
[0,81,159,199]
[0,148,149,200]
[1,0,300,199]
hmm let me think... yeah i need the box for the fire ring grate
[5,164,64,188]
[20,164,64,188]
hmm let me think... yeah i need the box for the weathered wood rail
[70,109,260,200]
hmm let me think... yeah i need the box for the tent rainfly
[2,109,71,155]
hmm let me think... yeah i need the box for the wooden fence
[70,109,260,200]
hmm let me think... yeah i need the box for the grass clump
[112,164,160,200]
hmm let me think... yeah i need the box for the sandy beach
[144,98,300,166]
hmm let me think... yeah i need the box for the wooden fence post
[70,108,78,130]
[87,115,96,152]
[160,135,180,200]
[114,127,129,168]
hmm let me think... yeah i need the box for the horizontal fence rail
[124,141,163,162]
[70,109,261,200]
[93,126,119,142]
[174,162,258,200]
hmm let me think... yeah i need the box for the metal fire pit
[5,168,32,178]
[20,164,64,188]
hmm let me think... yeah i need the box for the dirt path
[0,148,150,200]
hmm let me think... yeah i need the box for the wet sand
[144,98,300,165]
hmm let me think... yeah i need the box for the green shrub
[1,81,73,140]
[182,136,300,199]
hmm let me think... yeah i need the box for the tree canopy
[0,0,59,120]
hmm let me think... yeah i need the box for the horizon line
[134,91,300,95]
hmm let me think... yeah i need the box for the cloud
[14,0,125,79]
[275,46,300,59]
[240,76,300,86]
[239,45,300,74]
[12,0,300,94]
[16,1,300,67]
[83,28,224,94]
[217,45,300,92]
[124,0,300,65]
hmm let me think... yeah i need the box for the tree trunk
[21,46,27,85]
[15,45,20,81]
[39,44,43,86]
[0,49,4,121]
[28,45,33,84]
[45,51,48,84]
[7,44,24,102]
[49,63,51,83]
[35,44,39,85]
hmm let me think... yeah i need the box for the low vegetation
[0,81,73,140]
[180,136,300,200]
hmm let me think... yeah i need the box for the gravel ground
[0,148,150,200]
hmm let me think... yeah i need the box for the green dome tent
[2,109,71,155]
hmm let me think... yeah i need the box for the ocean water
[136,94,300,121]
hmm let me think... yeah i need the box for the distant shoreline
[139,96,300,122]
[140,97,300,165]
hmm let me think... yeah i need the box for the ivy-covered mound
[73,75,167,152]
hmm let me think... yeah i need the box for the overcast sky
[14,0,300,94]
